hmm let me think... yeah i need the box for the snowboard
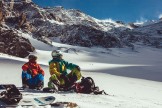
[19,96,56,106]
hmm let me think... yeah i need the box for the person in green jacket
[48,50,82,91]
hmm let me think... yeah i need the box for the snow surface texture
[0,33,162,108]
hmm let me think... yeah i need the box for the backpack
[0,84,22,104]
[75,77,108,95]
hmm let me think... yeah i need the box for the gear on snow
[0,84,22,104]
[74,77,108,95]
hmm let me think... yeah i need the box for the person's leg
[48,74,60,86]
[36,74,44,89]
[48,74,64,91]
[29,74,44,89]
[21,71,32,88]
[68,68,82,84]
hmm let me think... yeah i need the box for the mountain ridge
[0,0,162,57]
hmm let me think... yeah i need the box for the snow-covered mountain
[133,21,162,38]
[0,0,162,57]
[118,21,162,48]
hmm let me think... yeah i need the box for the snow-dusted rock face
[0,28,35,57]
[118,21,162,48]
[0,1,123,48]
[133,21,162,38]
[0,0,162,55]
[60,24,121,47]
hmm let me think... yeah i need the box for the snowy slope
[0,33,162,108]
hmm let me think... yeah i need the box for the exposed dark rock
[47,13,63,22]
[61,25,121,48]
[157,30,162,34]
[128,23,139,28]
[0,1,4,25]
[116,21,124,25]
[0,28,35,57]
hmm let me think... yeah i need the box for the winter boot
[29,81,44,90]
[48,80,59,91]
[36,81,44,90]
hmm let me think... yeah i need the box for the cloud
[135,17,148,24]
[158,14,162,19]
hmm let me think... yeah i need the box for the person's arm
[22,63,29,71]
[22,62,32,75]
[22,63,29,72]
[38,65,45,76]
[63,60,78,70]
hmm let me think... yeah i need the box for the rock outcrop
[0,28,35,57]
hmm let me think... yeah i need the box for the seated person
[48,50,82,91]
[22,55,44,89]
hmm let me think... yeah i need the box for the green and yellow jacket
[49,58,78,77]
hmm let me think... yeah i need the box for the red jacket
[22,61,45,77]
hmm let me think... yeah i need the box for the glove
[27,69,32,74]
[76,66,80,71]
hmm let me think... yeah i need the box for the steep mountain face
[60,24,121,47]
[0,0,35,57]
[0,0,125,48]
[0,0,162,57]
[133,21,162,38]
[118,21,162,48]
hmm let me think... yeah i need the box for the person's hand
[27,69,32,74]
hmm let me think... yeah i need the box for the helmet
[28,55,37,61]
[51,50,62,58]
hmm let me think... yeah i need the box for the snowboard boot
[27,81,44,90]
[48,80,59,91]
[36,81,44,90]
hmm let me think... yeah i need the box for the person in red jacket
[22,55,44,89]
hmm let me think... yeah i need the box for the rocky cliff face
[60,24,121,47]
[2,1,124,48]
[118,21,162,48]
[0,27,35,57]
[0,0,35,57]
[0,0,162,57]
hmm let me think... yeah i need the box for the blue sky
[32,0,162,23]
